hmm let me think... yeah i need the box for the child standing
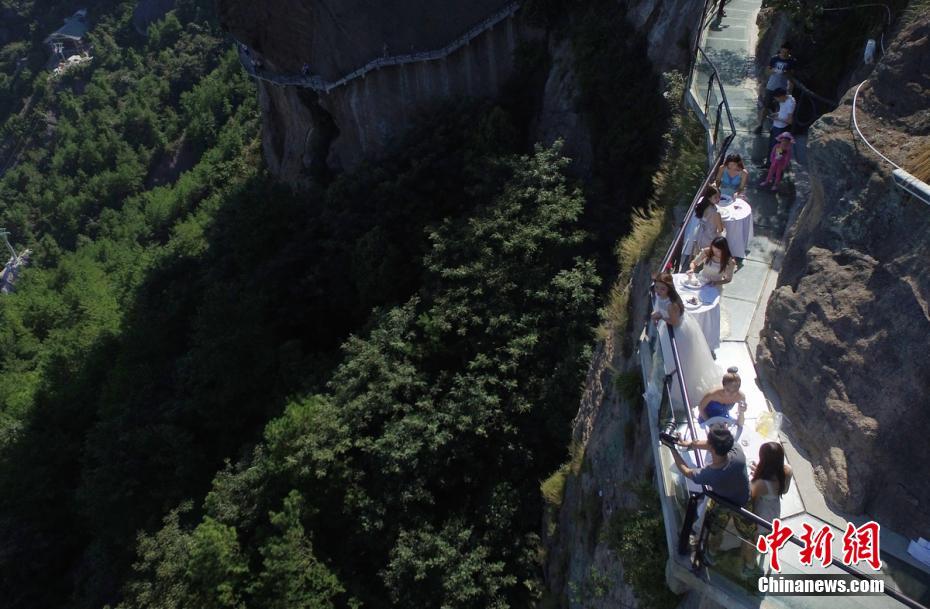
[760,132,794,191]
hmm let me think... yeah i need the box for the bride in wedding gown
[651,272,721,407]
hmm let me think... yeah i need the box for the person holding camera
[664,427,750,507]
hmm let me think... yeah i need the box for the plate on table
[682,278,704,290]
[684,296,702,309]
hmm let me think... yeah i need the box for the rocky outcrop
[218,0,531,176]
[758,14,930,538]
[626,0,703,70]
[535,37,594,177]
[216,0,702,181]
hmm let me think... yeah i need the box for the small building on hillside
[44,9,89,57]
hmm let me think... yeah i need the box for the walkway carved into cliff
[642,1,930,607]
[234,2,519,94]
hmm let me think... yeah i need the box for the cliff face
[218,0,532,176]
[626,0,701,70]
[216,0,701,181]
[758,14,930,538]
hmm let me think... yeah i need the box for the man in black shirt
[755,43,797,134]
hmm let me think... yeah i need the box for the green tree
[185,518,249,609]
[383,522,514,609]
[249,491,344,609]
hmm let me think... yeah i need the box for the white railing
[235,2,520,94]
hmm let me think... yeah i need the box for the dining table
[718,195,754,257]
[672,272,721,351]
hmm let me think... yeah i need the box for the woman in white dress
[681,185,725,272]
[652,272,722,407]
[741,441,793,577]
[689,236,737,289]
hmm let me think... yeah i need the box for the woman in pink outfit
[760,131,794,190]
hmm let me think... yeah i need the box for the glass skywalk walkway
[639,2,930,607]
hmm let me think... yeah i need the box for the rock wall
[535,37,594,177]
[625,0,703,70]
[218,0,532,177]
[217,0,703,181]
[217,0,509,80]
[757,14,930,539]
[542,259,662,609]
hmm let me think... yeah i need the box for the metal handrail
[703,490,929,609]
[696,46,738,139]
[658,142,734,274]
[668,39,737,273]
[234,2,520,94]
[791,77,840,108]
[665,326,701,460]
[685,0,718,97]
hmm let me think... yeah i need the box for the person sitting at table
[689,236,736,288]
[740,441,793,577]
[715,153,749,200]
[681,185,725,272]
[698,369,747,425]
[651,272,722,400]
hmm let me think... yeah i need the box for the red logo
[843,521,882,570]
[755,520,882,571]
[799,523,834,568]
[756,518,793,572]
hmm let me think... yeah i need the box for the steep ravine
[758,13,930,539]
[214,1,708,605]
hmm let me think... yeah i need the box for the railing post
[679,493,702,555]
[704,73,714,117]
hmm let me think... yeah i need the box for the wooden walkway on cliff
[642,1,930,607]
[233,2,519,94]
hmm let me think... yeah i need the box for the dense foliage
[115,144,600,609]
[0,1,670,607]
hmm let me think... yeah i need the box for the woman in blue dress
[715,153,749,200]
[698,369,747,424]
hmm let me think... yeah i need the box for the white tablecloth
[673,273,721,350]
[718,197,753,257]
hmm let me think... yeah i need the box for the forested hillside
[0,1,671,607]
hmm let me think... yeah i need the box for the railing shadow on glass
[686,46,736,166]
